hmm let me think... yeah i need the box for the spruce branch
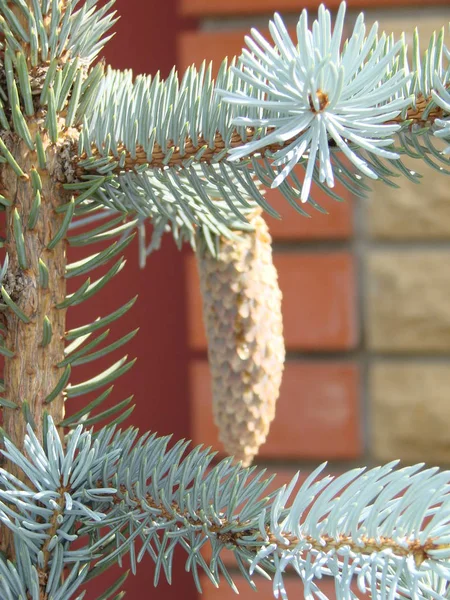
[57,2,450,259]
[77,88,446,175]
[2,419,450,599]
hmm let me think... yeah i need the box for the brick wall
[178,2,450,599]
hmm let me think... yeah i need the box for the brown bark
[1,130,69,474]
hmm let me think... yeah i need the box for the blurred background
[83,0,450,597]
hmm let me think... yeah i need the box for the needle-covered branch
[1,1,449,255]
[67,2,450,255]
[1,419,450,600]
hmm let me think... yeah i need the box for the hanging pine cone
[196,210,285,466]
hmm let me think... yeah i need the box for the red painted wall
[71,1,196,598]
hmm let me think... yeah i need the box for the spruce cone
[196,211,285,466]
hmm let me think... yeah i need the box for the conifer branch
[2,419,450,599]
[67,5,450,255]
[75,91,446,176]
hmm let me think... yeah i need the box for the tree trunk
[1,129,69,553]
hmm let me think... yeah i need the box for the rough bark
[0,0,74,572]
[1,130,69,475]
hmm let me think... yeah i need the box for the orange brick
[180,0,449,16]
[198,574,337,600]
[189,359,361,460]
[178,30,250,72]
[186,252,358,351]
[277,253,357,350]
[198,573,370,599]
[178,27,296,74]
[264,187,353,241]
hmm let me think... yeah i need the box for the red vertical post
[78,1,196,598]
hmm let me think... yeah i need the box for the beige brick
[366,252,450,352]
[370,362,450,464]
[367,157,450,240]
[360,7,450,240]
[360,8,450,57]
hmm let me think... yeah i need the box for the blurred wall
[178,1,450,598]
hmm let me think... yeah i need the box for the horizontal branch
[112,483,443,568]
[3,418,450,598]
[74,93,445,177]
